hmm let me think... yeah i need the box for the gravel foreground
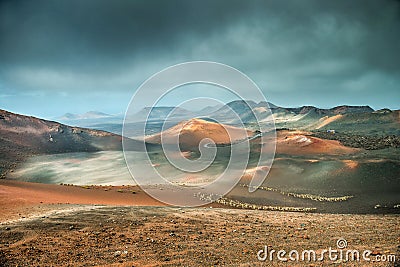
[0,206,399,267]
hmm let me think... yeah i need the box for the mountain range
[58,111,114,120]
[58,101,399,136]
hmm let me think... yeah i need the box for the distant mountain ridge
[55,102,398,136]
[59,102,378,123]
[58,111,113,120]
[131,107,193,122]
[284,105,374,115]
[198,101,377,127]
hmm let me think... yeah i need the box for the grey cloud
[0,0,399,111]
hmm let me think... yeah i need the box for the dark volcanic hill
[283,105,374,116]
[204,101,378,127]
[0,109,143,177]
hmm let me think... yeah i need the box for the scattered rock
[312,131,400,150]
[114,251,122,257]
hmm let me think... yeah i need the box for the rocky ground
[0,206,399,266]
[311,131,400,150]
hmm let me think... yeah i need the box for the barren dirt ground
[0,206,399,266]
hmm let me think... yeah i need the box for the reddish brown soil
[0,180,165,222]
[275,131,360,155]
[0,206,398,266]
[146,118,252,148]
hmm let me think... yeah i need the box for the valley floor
[0,180,399,266]
[0,206,399,266]
[0,179,165,223]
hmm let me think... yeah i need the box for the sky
[0,0,399,119]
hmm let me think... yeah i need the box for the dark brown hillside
[0,109,142,177]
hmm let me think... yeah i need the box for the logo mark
[122,61,276,206]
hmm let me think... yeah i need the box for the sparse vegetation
[241,184,354,202]
[194,192,316,212]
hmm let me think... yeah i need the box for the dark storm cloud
[0,0,249,71]
[0,0,399,112]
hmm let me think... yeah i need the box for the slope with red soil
[274,130,360,155]
[146,118,253,149]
